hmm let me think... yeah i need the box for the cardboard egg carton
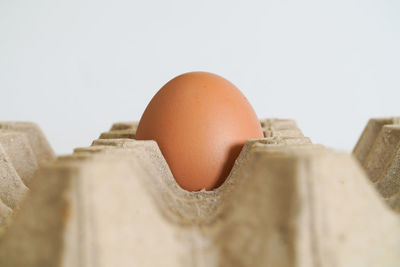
[0,119,400,266]
[353,117,400,212]
[0,122,55,230]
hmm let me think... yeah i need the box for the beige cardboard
[0,199,12,229]
[375,142,400,199]
[0,145,28,209]
[91,138,141,148]
[110,121,138,131]
[0,119,399,266]
[0,153,186,267]
[363,125,400,183]
[353,117,400,165]
[0,131,38,186]
[99,129,136,139]
[1,134,399,266]
[0,122,55,165]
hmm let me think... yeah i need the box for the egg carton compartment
[0,118,399,266]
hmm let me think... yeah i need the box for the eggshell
[135,72,264,191]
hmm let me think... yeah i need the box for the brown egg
[135,72,264,191]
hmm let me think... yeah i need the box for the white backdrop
[1,0,399,154]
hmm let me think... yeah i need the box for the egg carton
[0,118,399,267]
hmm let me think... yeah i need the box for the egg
[135,72,264,191]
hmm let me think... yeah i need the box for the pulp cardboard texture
[376,144,400,199]
[353,117,400,211]
[0,145,28,210]
[260,118,303,138]
[0,132,38,186]
[110,121,138,131]
[364,125,400,183]
[99,129,136,139]
[0,119,400,267]
[0,122,55,165]
[0,122,54,230]
[91,138,142,148]
[353,117,400,165]
[0,199,12,230]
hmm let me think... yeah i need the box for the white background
[1,0,399,154]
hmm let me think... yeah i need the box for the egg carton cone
[375,145,400,199]
[353,117,400,211]
[260,118,305,138]
[91,138,142,148]
[0,122,55,165]
[0,119,400,266]
[0,122,55,229]
[353,117,400,165]
[0,131,38,186]
[99,129,137,139]
[0,145,28,211]
[110,121,138,131]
